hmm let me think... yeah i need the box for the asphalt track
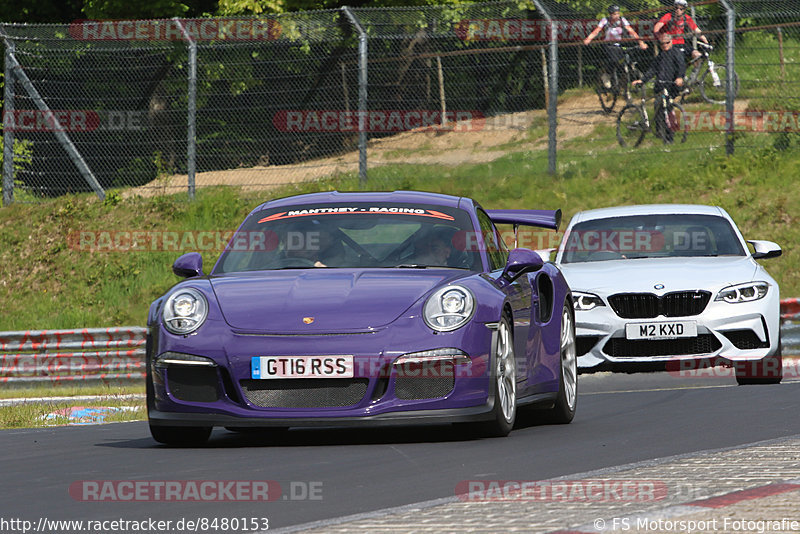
[2,371,799,532]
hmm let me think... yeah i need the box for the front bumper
[574,294,780,368]
[147,315,495,425]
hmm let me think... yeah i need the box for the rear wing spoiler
[486,209,562,231]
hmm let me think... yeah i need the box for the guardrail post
[3,37,14,206]
[342,7,368,188]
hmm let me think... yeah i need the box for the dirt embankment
[123,93,638,197]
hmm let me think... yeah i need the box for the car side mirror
[748,240,782,260]
[173,252,204,278]
[502,248,544,282]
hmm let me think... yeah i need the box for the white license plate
[625,321,697,340]
[251,356,354,379]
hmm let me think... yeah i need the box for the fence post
[342,7,368,188]
[2,37,14,206]
[5,45,105,200]
[532,0,557,175]
[719,0,736,156]
[175,19,197,201]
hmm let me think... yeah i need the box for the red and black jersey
[657,12,699,45]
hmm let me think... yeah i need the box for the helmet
[608,4,621,13]
[674,0,688,6]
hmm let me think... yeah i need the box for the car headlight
[715,282,769,303]
[423,286,475,332]
[572,291,605,311]
[163,288,208,334]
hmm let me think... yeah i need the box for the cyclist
[632,32,685,143]
[583,5,648,89]
[653,0,709,63]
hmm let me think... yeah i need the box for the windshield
[560,214,746,264]
[213,202,483,273]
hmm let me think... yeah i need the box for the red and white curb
[551,480,800,533]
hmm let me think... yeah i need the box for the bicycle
[616,81,688,147]
[680,42,740,105]
[595,45,644,114]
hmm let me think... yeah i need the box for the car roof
[250,190,470,214]
[570,204,728,224]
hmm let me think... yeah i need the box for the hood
[559,256,759,295]
[209,269,468,333]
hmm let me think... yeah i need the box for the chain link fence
[2,0,799,202]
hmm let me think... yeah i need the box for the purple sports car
[147,191,576,445]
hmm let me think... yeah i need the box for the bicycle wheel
[616,104,647,147]
[654,101,688,145]
[700,65,739,105]
[596,72,618,114]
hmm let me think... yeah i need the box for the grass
[1,134,796,335]
[0,398,146,429]
[0,383,144,400]
[1,35,799,426]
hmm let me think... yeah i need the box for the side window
[477,209,509,271]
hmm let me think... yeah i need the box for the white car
[555,204,783,385]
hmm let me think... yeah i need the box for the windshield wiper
[394,264,429,268]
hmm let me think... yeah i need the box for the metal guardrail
[0,326,145,386]
[782,298,800,357]
[0,300,798,386]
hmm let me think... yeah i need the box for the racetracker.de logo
[454,18,656,41]
[69,481,281,501]
[67,230,279,253]
[563,230,666,254]
[666,357,793,379]
[68,18,282,41]
[3,110,147,132]
[680,110,800,132]
[273,110,485,133]
[455,479,668,502]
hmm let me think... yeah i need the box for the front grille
[576,336,602,356]
[604,334,722,357]
[609,291,711,319]
[721,330,770,350]
[394,376,455,400]
[240,379,368,408]
[167,366,219,402]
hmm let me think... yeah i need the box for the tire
[596,72,618,114]
[616,104,647,147]
[543,302,577,424]
[150,424,212,446]
[479,315,516,437]
[736,334,783,385]
[700,65,739,105]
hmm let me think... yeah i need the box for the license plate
[251,356,354,379]
[625,321,697,340]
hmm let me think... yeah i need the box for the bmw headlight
[573,291,605,311]
[424,286,475,332]
[163,288,208,334]
[715,282,769,303]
